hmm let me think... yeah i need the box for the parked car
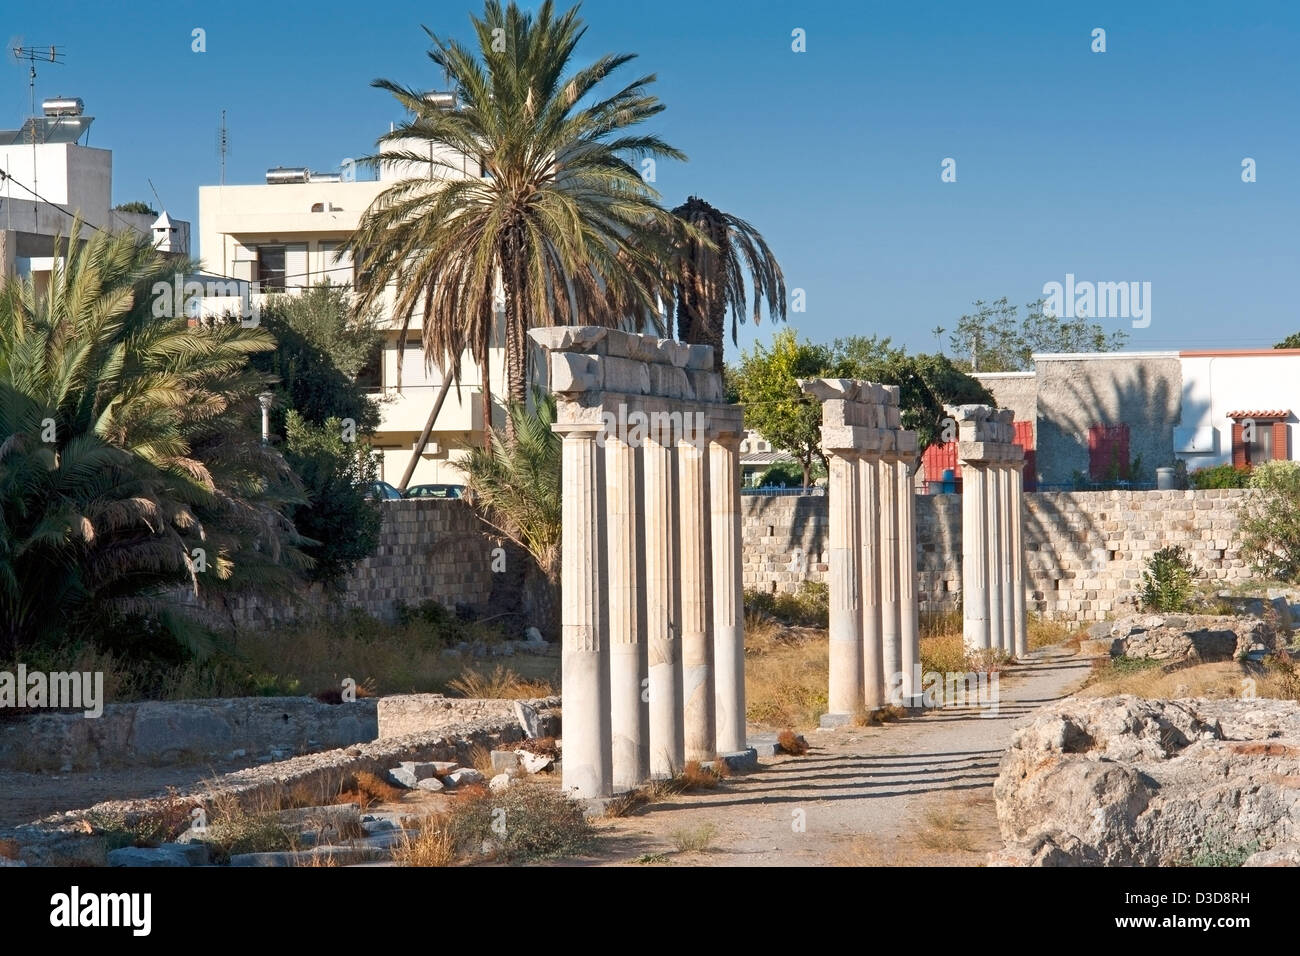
[404,483,466,500]
[364,480,403,501]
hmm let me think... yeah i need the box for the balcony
[369,384,483,436]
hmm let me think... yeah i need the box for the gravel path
[581,645,1092,866]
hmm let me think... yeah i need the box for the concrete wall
[1034,354,1182,485]
[740,489,1255,623]
[1178,352,1300,469]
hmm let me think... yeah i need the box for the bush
[1241,462,1300,582]
[1140,545,1198,612]
[1190,464,1251,489]
[744,582,828,628]
[449,782,593,862]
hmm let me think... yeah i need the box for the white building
[0,97,190,287]
[196,112,505,487]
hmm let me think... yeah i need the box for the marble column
[879,449,902,706]
[999,463,1016,655]
[961,462,990,652]
[557,425,610,798]
[986,462,1005,654]
[1012,460,1029,658]
[827,451,863,719]
[896,456,920,708]
[606,434,647,792]
[709,430,747,754]
[678,426,715,763]
[858,453,884,711]
[645,417,683,778]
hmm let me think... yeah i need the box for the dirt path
[580,645,1091,866]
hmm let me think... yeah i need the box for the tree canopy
[947,297,1127,372]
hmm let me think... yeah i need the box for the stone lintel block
[820,424,886,454]
[601,355,652,395]
[687,368,724,403]
[648,363,695,400]
[800,378,861,402]
[529,325,608,353]
[822,398,874,428]
[957,440,1023,462]
[945,403,994,423]
[551,352,600,393]
[685,344,714,370]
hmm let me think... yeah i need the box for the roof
[1225,409,1291,420]
[1181,349,1300,358]
[741,451,796,467]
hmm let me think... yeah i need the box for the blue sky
[5,0,1297,355]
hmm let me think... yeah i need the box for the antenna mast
[11,44,65,230]
[217,109,229,185]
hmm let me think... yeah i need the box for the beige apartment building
[196,123,505,487]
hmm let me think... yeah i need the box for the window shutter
[284,244,308,289]
[1231,422,1247,469]
[1272,420,1289,461]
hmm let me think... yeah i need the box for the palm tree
[670,196,786,372]
[0,223,308,653]
[349,0,684,443]
[460,391,562,633]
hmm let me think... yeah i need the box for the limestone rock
[516,750,553,774]
[443,768,485,788]
[489,773,511,793]
[993,696,1300,866]
[514,701,542,739]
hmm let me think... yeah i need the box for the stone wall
[179,499,531,632]
[0,697,379,771]
[1034,355,1182,485]
[741,489,1255,623]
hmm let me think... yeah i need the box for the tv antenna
[12,43,65,129]
[10,42,65,229]
[217,109,229,185]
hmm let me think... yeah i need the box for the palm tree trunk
[398,375,454,492]
[480,353,492,450]
[502,231,528,445]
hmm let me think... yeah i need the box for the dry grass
[915,806,976,852]
[670,823,718,854]
[744,615,828,729]
[1081,655,1300,702]
[391,813,458,867]
[920,632,968,675]
[1028,615,1084,651]
[448,664,556,699]
[334,771,406,810]
[832,793,997,866]
[466,743,496,776]
[777,729,808,755]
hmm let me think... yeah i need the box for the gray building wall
[1034,355,1182,485]
[972,372,1038,442]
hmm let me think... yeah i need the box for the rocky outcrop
[991,696,1300,866]
[1079,613,1286,662]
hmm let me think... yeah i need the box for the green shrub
[449,782,593,862]
[1190,463,1251,489]
[744,581,829,628]
[1140,545,1197,612]
[1241,462,1300,582]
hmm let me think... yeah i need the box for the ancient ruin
[947,404,1027,657]
[529,326,748,798]
[800,379,921,721]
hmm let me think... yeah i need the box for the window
[1088,424,1131,481]
[1230,412,1290,468]
[257,245,285,292]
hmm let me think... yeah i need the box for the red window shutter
[1272,421,1289,461]
[1089,424,1130,480]
[1231,422,1247,469]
